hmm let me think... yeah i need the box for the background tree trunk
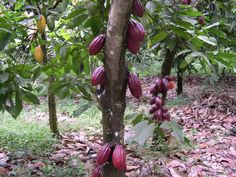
[161,49,176,103]
[177,59,183,95]
[100,0,133,176]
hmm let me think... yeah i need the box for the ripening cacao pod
[164,75,175,81]
[91,66,105,86]
[168,81,175,90]
[150,84,158,95]
[88,34,106,55]
[128,19,145,41]
[155,96,163,107]
[127,36,141,54]
[155,78,163,93]
[112,145,126,171]
[91,166,101,177]
[198,16,205,25]
[97,143,112,165]
[34,46,44,63]
[128,73,142,99]
[37,15,46,34]
[133,0,144,17]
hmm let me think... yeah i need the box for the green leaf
[171,120,185,141]
[73,103,91,117]
[197,36,217,46]
[22,90,40,105]
[0,31,11,51]
[151,31,168,45]
[204,22,220,30]
[47,15,55,31]
[137,123,155,146]
[0,72,9,83]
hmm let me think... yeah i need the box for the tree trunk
[41,33,59,135]
[48,75,59,135]
[100,0,133,176]
[161,49,176,102]
[177,59,183,95]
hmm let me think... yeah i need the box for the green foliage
[0,113,57,154]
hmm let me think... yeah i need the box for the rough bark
[161,49,176,102]
[41,33,59,136]
[100,0,133,176]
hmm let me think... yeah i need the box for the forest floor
[0,75,235,177]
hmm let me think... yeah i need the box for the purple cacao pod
[155,78,163,93]
[133,0,144,17]
[91,66,105,86]
[97,143,112,165]
[149,96,156,105]
[149,104,158,114]
[154,109,163,121]
[150,84,158,95]
[91,166,101,177]
[162,78,169,92]
[155,96,163,107]
[198,16,205,25]
[182,0,191,5]
[112,145,126,171]
[162,112,170,121]
[127,36,141,54]
[88,34,106,55]
[128,19,145,41]
[128,73,142,99]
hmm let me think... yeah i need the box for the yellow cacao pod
[37,15,46,34]
[34,46,44,63]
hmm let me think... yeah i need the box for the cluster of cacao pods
[34,15,47,63]
[127,0,145,54]
[91,143,126,177]
[149,76,175,122]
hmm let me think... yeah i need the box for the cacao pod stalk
[128,73,142,99]
[112,145,126,171]
[91,66,105,86]
[88,34,106,55]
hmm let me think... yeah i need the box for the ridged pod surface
[97,143,111,165]
[128,73,142,99]
[91,166,101,177]
[37,15,46,34]
[34,46,44,63]
[88,34,106,55]
[127,36,141,54]
[133,0,144,17]
[112,145,126,171]
[128,19,145,41]
[182,0,191,5]
[91,66,105,86]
